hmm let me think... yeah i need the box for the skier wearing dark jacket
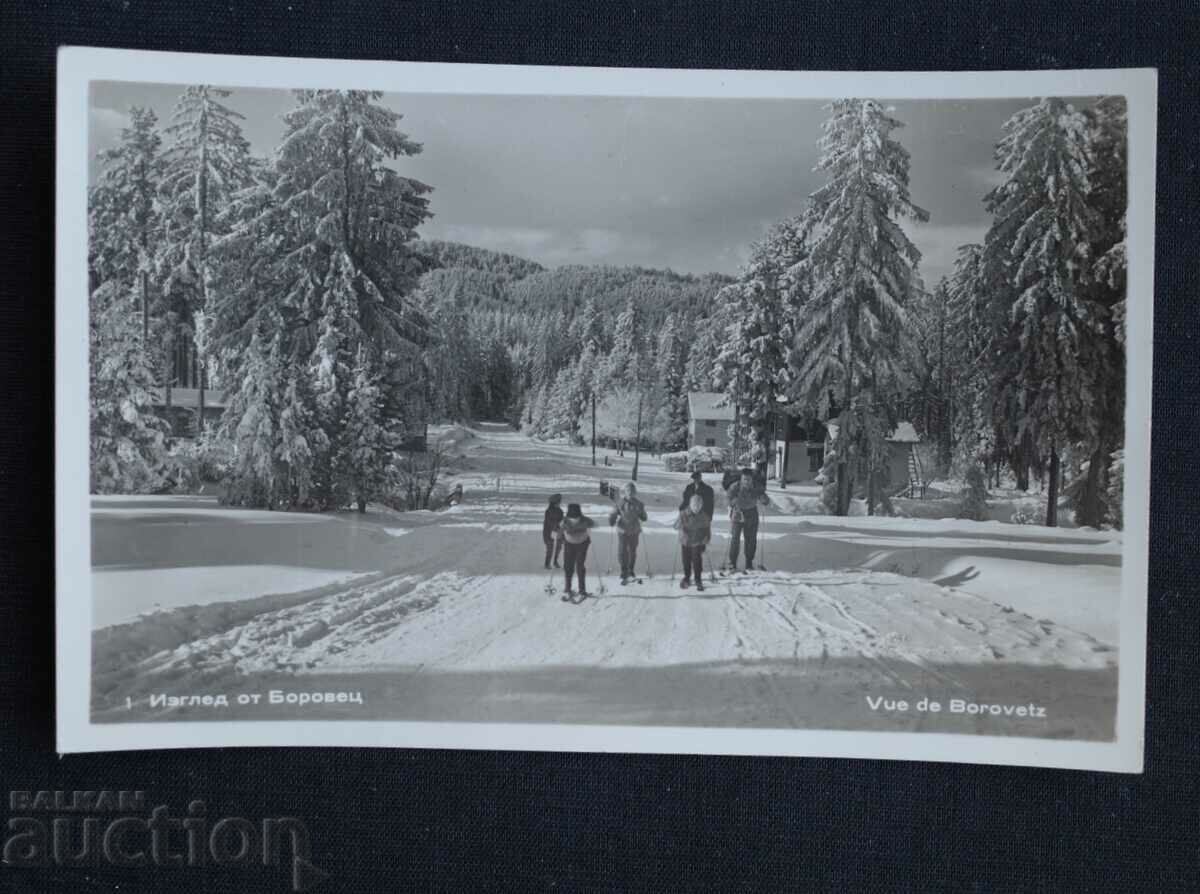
[543,493,564,569]
[726,468,769,571]
[558,503,596,599]
[682,470,715,520]
[608,482,648,584]
[675,493,712,589]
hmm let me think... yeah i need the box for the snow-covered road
[91,423,1122,738]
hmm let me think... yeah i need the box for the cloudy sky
[89,82,1033,285]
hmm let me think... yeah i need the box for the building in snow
[149,337,429,450]
[151,338,226,437]
[768,409,829,484]
[769,405,924,496]
[686,392,736,450]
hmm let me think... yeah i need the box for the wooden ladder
[906,446,924,499]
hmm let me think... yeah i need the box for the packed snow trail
[92,423,1121,738]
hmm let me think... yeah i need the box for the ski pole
[759,524,766,571]
[756,505,765,571]
[597,538,608,595]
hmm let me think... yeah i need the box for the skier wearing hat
[608,482,648,584]
[725,467,769,572]
[681,469,715,520]
[542,494,565,569]
[675,493,712,590]
[558,503,596,600]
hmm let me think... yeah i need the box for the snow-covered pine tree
[474,330,515,420]
[606,294,644,386]
[527,382,552,437]
[1088,96,1128,347]
[309,251,360,509]
[90,107,166,349]
[275,363,322,507]
[544,359,584,443]
[606,294,657,479]
[207,167,298,500]
[159,86,254,429]
[905,279,950,470]
[711,280,754,461]
[208,90,432,508]
[416,274,473,421]
[576,338,604,462]
[341,345,394,512]
[89,287,171,493]
[571,296,608,463]
[1105,448,1124,530]
[88,106,171,492]
[815,437,841,514]
[570,296,605,356]
[527,308,575,424]
[717,215,812,467]
[957,463,989,521]
[982,97,1110,526]
[655,313,689,451]
[685,312,724,394]
[1069,95,1128,527]
[790,99,929,515]
[274,89,432,350]
[945,241,993,477]
[225,330,286,507]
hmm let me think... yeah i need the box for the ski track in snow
[130,566,1113,697]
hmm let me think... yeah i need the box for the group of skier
[541,466,769,602]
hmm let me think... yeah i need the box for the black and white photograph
[56,51,1155,768]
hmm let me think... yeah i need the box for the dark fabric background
[1,1,1197,890]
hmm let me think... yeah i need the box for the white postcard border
[55,47,1157,771]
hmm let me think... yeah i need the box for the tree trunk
[632,395,643,481]
[197,354,206,434]
[866,448,877,516]
[1046,447,1060,527]
[591,395,596,466]
[196,100,210,436]
[732,396,741,466]
[836,341,855,516]
[1075,446,1107,528]
[164,334,174,409]
[781,432,790,490]
[141,271,149,346]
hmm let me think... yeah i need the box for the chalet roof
[687,391,735,421]
[824,421,921,444]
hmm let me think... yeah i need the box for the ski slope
[91,423,1122,738]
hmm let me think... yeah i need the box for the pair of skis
[716,565,767,577]
[544,580,606,601]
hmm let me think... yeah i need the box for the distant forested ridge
[412,239,734,431]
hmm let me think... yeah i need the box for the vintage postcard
[56,48,1155,770]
